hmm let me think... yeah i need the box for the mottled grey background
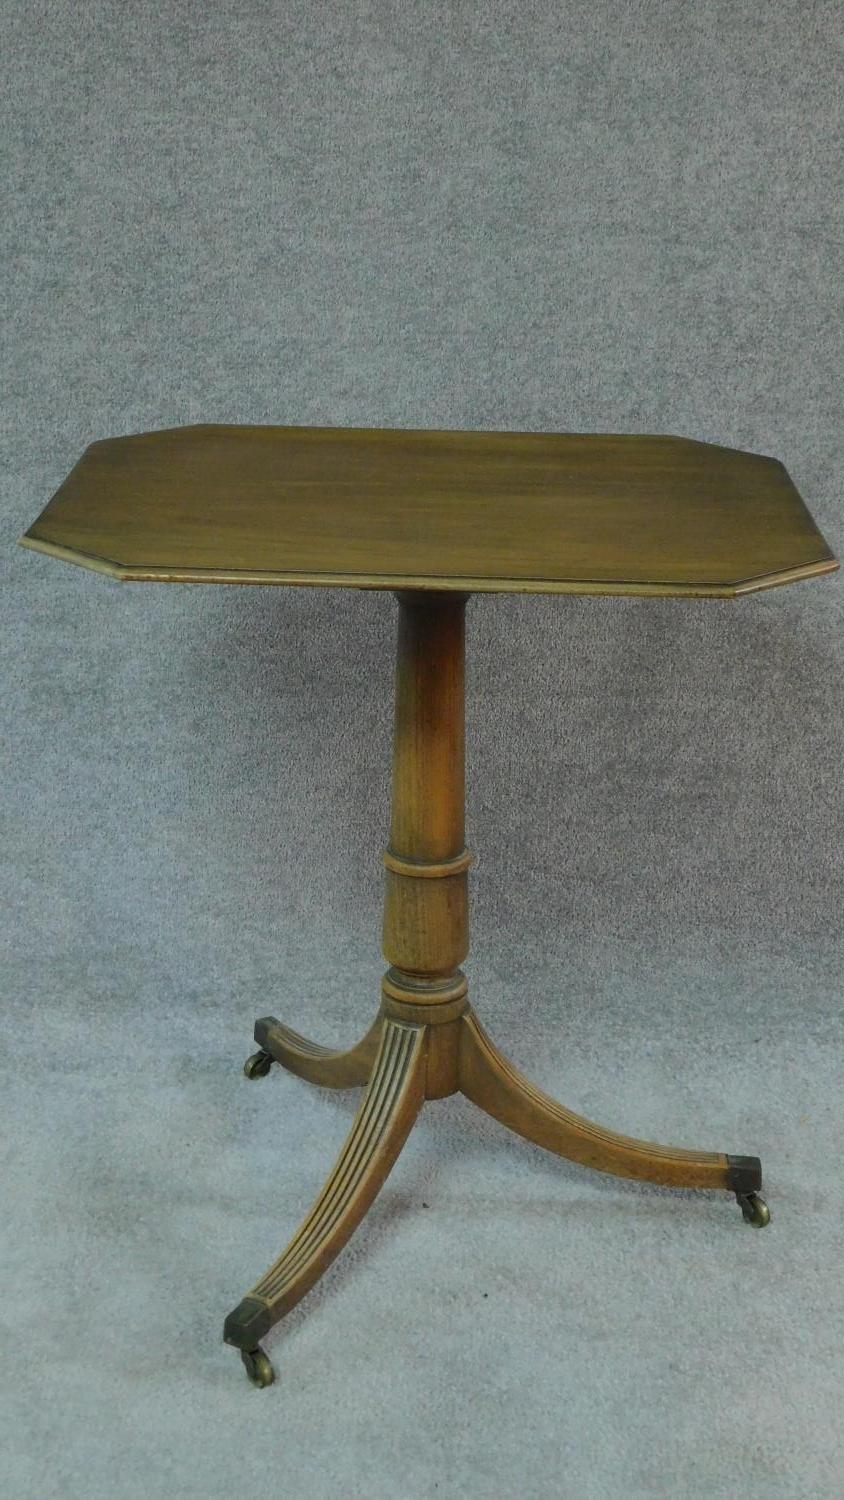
[2,3,842,1498]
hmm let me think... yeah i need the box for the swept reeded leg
[459,1009,766,1204]
[244,1013,383,1088]
[225,1017,427,1383]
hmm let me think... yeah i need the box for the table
[21,424,838,1388]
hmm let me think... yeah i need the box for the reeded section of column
[382,591,471,1009]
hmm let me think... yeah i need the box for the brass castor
[736,1191,771,1228]
[241,1346,275,1388]
[243,1049,273,1080]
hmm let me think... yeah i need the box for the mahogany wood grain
[20,423,837,596]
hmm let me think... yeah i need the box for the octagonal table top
[20,423,837,597]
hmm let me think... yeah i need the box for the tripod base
[224,999,769,1385]
[223,590,770,1387]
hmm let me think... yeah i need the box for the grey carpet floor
[3,926,843,1499]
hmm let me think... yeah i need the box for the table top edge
[19,531,839,598]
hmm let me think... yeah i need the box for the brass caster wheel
[243,1049,273,1080]
[736,1191,771,1228]
[241,1346,275,1388]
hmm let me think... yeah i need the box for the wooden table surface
[20,424,837,597]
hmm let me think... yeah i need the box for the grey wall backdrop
[3,3,842,1497]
